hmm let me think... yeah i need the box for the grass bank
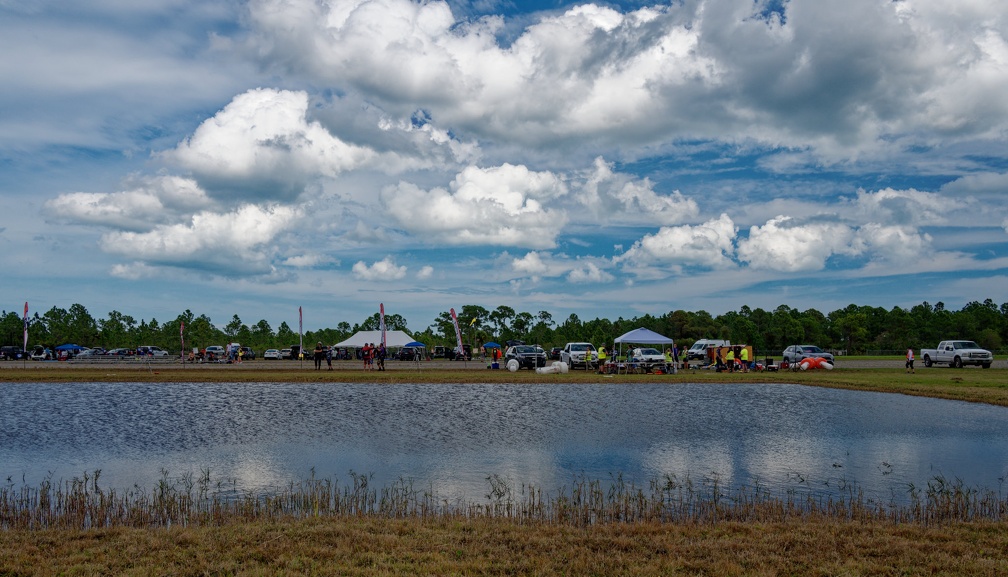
[3,471,1007,575]
[3,517,1007,576]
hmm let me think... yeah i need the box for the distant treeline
[3,299,1006,356]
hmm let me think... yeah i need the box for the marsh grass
[5,470,1008,574]
[3,469,1005,532]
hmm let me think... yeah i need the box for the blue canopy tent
[55,343,87,360]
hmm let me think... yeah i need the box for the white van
[687,339,730,361]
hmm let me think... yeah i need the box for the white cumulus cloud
[575,157,699,226]
[512,251,549,276]
[567,261,614,284]
[352,256,407,280]
[165,88,376,200]
[737,216,859,272]
[381,163,568,248]
[857,223,933,263]
[852,188,957,227]
[99,204,301,275]
[619,214,738,269]
[44,176,211,231]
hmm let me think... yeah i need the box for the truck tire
[923,355,932,368]
[953,356,963,369]
[982,363,991,369]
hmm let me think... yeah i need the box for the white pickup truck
[920,340,993,369]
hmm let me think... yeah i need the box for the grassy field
[2,362,1007,574]
[3,517,1007,576]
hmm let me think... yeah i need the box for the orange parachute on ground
[800,357,834,370]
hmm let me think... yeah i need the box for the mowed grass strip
[2,517,1007,576]
[2,363,1007,406]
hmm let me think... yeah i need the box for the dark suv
[0,346,28,360]
[504,345,548,369]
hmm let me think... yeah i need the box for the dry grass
[2,517,1007,576]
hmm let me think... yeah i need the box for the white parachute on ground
[536,361,569,374]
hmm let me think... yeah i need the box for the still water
[2,381,1007,503]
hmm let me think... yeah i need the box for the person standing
[906,347,915,374]
[326,345,333,370]
[313,341,324,370]
[377,342,386,371]
[739,346,749,372]
[726,347,735,372]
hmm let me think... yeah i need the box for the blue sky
[2,0,1006,333]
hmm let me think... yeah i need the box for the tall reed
[2,470,1004,530]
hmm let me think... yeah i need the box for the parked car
[0,345,29,360]
[264,349,281,360]
[504,345,548,369]
[74,347,103,358]
[686,339,730,361]
[204,345,226,360]
[629,347,666,364]
[920,340,993,369]
[106,347,133,357]
[782,345,834,365]
[560,342,598,369]
[30,346,53,361]
[240,346,256,360]
[398,347,422,361]
[137,346,169,357]
[280,348,293,359]
[549,347,563,360]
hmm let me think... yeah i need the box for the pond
[2,382,1006,504]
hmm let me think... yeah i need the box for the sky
[2,0,1007,334]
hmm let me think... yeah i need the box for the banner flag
[23,302,28,353]
[299,306,303,358]
[379,303,386,348]
[449,308,463,355]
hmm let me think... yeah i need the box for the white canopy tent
[614,327,674,345]
[333,330,416,348]
[613,327,674,359]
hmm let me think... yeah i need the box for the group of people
[714,345,750,372]
[360,342,387,371]
[593,344,686,374]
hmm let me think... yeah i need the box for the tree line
[2,299,1006,357]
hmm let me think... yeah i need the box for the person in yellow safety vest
[739,346,749,372]
[726,347,735,372]
[597,347,607,373]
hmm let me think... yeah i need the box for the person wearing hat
[313,341,324,370]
